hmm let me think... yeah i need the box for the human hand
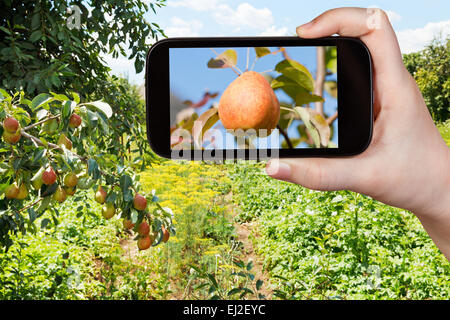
[265,7,450,259]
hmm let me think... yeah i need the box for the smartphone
[145,37,373,160]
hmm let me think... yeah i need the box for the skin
[266,8,450,260]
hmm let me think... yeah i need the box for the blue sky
[106,0,450,84]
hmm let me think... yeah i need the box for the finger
[266,157,363,192]
[296,7,405,80]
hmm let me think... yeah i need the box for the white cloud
[102,54,142,84]
[368,5,402,25]
[214,3,274,31]
[165,17,203,37]
[167,0,222,11]
[396,20,450,53]
[259,26,289,37]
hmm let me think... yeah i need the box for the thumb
[266,158,362,191]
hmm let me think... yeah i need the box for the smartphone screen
[169,46,338,151]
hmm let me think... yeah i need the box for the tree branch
[19,197,43,213]
[277,125,293,149]
[326,111,338,125]
[23,114,60,131]
[314,47,326,115]
[20,129,60,150]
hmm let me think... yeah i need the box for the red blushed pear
[69,113,82,129]
[102,203,116,219]
[218,71,280,136]
[133,193,147,211]
[95,186,107,204]
[2,130,21,144]
[137,221,150,236]
[162,226,170,243]
[123,219,135,230]
[3,117,20,133]
[137,235,152,250]
[53,186,67,203]
[42,166,57,185]
[63,172,78,188]
[57,133,72,150]
[4,183,20,199]
[16,184,29,200]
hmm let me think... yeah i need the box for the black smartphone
[145,37,373,160]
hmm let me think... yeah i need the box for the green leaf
[32,147,46,165]
[40,218,51,229]
[207,49,237,69]
[83,101,113,118]
[40,183,58,197]
[207,274,218,288]
[254,47,271,58]
[295,107,320,148]
[324,81,338,98]
[278,67,314,92]
[228,288,243,296]
[37,196,52,213]
[295,107,331,147]
[325,46,338,74]
[71,92,80,104]
[295,91,324,106]
[62,100,75,120]
[275,59,314,92]
[30,30,42,42]
[256,279,263,290]
[87,159,100,180]
[31,93,52,111]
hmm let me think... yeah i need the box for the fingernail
[296,20,314,36]
[266,159,291,179]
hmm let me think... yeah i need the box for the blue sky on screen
[105,0,450,84]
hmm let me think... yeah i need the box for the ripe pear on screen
[218,71,280,136]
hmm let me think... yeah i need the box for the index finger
[296,7,405,80]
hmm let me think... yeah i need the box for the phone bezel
[145,36,373,159]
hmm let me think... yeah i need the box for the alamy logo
[66,5,81,30]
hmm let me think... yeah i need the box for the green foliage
[0,90,173,249]
[0,0,165,96]
[403,38,450,122]
[89,76,157,168]
[437,120,450,146]
[189,259,266,300]
[229,163,450,299]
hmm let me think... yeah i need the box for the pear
[16,184,29,200]
[218,71,280,136]
[137,235,152,250]
[57,133,72,150]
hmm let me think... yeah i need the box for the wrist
[413,147,450,221]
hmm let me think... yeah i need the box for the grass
[227,162,450,299]
[437,120,450,146]
[0,189,169,300]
